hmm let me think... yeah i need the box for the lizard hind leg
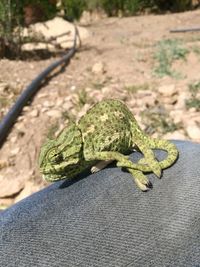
[127,168,152,191]
[133,137,162,178]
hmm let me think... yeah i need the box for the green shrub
[61,0,87,20]
[154,39,189,78]
[154,0,192,12]
[0,0,57,58]
[185,81,200,111]
[61,0,194,20]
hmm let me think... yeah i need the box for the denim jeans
[0,140,200,267]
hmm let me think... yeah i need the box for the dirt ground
[0,10,200,208]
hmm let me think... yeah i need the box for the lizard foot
[128,168,152,191]
[91,160,114,173]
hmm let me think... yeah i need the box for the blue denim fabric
[0,141,200,267]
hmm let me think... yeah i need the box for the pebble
[14,181,40,203]
[10,136,18,143]
[43,101,54,108]
[16,115,24,122]
[175,91,190,110]
[158,84,177,97]
[0,177,24,198]
[92,62,105,74]
[46,109,62,118]
[29,64,34,69]
[41,107,49,113]
[170,110,183,124]
[188,107,197,113]
[0,197,14,208]
[15,122,26,132]
[136,95,156,107]
[163,131,186,140]
[56,99,64,106]
[62,102,73,110]
[23,106,31,112]
[162,95,178,105]
[37,92,49,98]
[29,109,39,117]
[186,123,200,140]
[70,85,76,91]
[11,147,20,156]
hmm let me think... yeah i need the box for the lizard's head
[39,122,83,182]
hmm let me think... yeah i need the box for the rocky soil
[0,10,200,208]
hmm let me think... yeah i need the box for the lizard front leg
[91,160,114,173]
[84,150,152,190]
[84,150,156,173]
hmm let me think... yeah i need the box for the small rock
[14,181,41,203]
[62,101,73,111]
[43,101,54,108]
[50,80,58,85]
[79,11,92,25]
[29,109,39,117]
[170,110,183,124]
[0,198,14,209]
[158,84,177,97]
[0,177,24,198]
[188,107,197,113]
[23,106,31,112]
[186,123,200,140]
[15,122,26,132]
[29,64,34,69]
[41,107,49,113]
[16,115,24,122]
[136,91,156,107]
[163,131,186,140]
[70,85,76,91]
[0,160,8,169]
[56,99,64,106]
[162,95,178,105]
[92,62,105,74]
[101,86,111,94]
[37,92,49,99]
[175,91,190,110]
[10,135,18,143]
[11,147,20,156]
[46,109,62,118]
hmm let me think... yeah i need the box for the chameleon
[39,99,179,191]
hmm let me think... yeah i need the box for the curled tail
[148,138,179,169]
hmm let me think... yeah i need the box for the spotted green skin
[39,99,179,191]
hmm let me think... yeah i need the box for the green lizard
[39,99,178,191]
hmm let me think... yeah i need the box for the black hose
[170,27,200,33]
[0,25,80,147]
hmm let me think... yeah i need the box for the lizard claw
[128,169,153,191]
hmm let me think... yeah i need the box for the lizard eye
[48,148,63,163]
